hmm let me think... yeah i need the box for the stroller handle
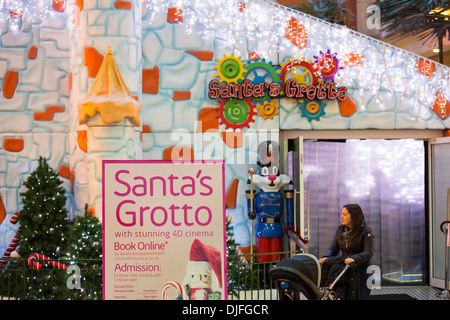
[320,264,351,300]
[328,264,350,290]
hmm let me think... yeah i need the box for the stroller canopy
[270,253,323,300]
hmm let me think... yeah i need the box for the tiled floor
[370,286,448,300]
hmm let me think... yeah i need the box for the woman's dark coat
[323,223,374,269]
[321,223,374,299]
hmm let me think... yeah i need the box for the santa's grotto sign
[102,160,227,300]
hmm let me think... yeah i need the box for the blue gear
[243,58,279,104]
[298,99,326,122]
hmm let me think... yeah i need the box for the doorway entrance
[429,137,450,290]
[281,131,443,286]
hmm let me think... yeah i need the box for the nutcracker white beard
[182,261,219,300]
[189,288,213,300]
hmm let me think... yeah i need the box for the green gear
[214,53,247,83]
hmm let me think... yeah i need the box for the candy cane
[27,253,68,270]
[0,233,20,268]
[10,212,20,224]
[162,281,188,300]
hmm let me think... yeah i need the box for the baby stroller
[269,253,350,300]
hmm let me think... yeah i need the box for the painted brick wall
[1,0,449,253]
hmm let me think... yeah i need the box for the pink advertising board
[102,160,227,300]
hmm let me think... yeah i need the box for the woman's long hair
[343,204,366,247]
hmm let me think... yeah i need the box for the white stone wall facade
[1,0,449,252]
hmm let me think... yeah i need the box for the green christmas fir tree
[6,156,71,299]
[18,156,71,260]
[63,204,103,300]
[226,215,261,298]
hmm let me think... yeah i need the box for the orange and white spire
[79,46,141,127]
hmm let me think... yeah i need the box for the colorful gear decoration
[313,50,342,82]
[243,58,279,103]
[216,98,256,131]
[278,57,320,98]
[257,100,279,120]
[214,53,247,83]
[298,99,326,122]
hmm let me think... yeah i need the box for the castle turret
[78,46,141,221]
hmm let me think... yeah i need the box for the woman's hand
[319,257,327,264]
[344,258,355,264]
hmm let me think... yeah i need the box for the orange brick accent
[71,0,82,28]
[163,145,194,160]
[197,108,219,132]
[220,132,244,149]
[444,130,450,137]
[167,7,182,23]
[114,0,132,10]
[33,105,65,121]
[0,195,5,225]
[3,70,19,99]
[142,124,152,133]
[84,47,104,78]
[52,0,66,12]
[186,50,214,61]
[173,91,191,101]
[338,96,357,118]
[88,207,95,217]
[285,16,309,50]
[69,72,73,95]
[225,178,240,209]
[416,58,435,80]
[140,124,152,141]
[142,67,159,94]
[70,170,76,194]
[430,92,450,120]
[59,164,76,194]
[77,130,87,153]
[341,52,364,68]
[28,46,38,60]
[59,164,71,180]
[249,51,261,61]
[3,137,24,152]
[238,2,246,12]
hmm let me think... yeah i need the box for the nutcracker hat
[257,140,279,169]
[189,239,222,286]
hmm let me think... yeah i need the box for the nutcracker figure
[246,141,294,262]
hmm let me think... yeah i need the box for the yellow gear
[292,57,320,86]
[214,53,247,83]
[306,101,320,114]
[257,100,279,120]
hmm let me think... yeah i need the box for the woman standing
[319,204,374,299]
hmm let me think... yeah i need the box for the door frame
[428,136,450,289]
[281,135,306,253]
[281,129,445,287]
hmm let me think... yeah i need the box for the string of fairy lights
[1,0,449,116]
[141,0,449,116]
[0,0,52,30]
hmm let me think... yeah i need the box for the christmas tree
[18,156,70,260]
[63,204,102,300]
[4,156,71,299]
[226,214,261,298]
